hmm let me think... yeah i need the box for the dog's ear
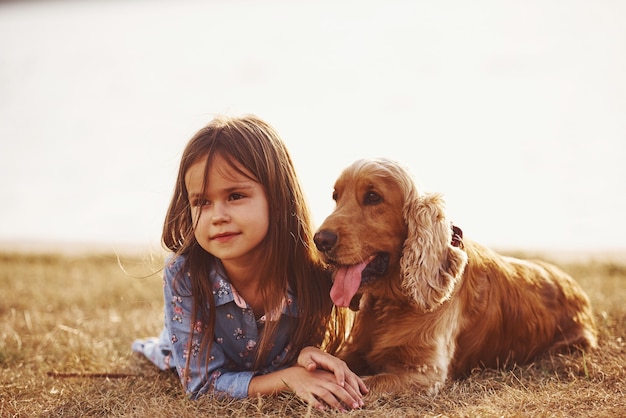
[400,192,468,311]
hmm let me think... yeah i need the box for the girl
[132,114,367,410]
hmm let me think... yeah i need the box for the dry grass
[1,249,624,417]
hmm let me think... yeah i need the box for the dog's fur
[314,158,598,395]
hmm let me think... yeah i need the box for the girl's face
[185,154,270,266]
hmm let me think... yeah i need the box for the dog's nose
[314,230,338,253]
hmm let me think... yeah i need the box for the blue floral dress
[132,254,298,399]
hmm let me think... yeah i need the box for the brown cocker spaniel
[314,158,598,396]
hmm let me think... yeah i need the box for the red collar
[451,225,464,248]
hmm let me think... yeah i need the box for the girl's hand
[248,347,368,410]
[281,364,365,411]
[297,347,368,401]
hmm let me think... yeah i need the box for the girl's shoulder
[163,253,193,290]
[164,253,186,275]
[163,253,223,287]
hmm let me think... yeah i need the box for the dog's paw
[363,372,443,397]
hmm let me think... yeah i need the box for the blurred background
[0,0,624,254]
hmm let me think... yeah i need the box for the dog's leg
[338,348,372,376]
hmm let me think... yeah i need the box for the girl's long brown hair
[162,114,347,386]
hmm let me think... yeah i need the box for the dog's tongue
[330,259,371,307]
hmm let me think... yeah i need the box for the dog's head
[314,158,467,312]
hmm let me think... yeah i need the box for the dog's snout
[314,230,338,253]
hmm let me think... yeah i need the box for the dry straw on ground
[1,249,624,417]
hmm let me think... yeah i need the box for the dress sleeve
[162,256,254,399]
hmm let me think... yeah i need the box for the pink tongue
[330,259,371,307]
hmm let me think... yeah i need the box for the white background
[1,0,625,253]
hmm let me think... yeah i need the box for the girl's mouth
[211,232,238,241]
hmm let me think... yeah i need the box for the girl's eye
[192,198,211,207]
[229,193,245,201]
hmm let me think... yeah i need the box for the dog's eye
[364,191,382,205]
[332,191,338,201]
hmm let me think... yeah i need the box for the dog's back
[450,240,597,377]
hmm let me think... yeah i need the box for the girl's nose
[210,202,230,224]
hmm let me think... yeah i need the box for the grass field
[1,248,624,417]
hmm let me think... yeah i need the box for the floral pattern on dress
[233,327,245,340]
[139,255,300,399]
[171,296,183,323]
[214,279,231,298]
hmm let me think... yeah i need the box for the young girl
[132,114,367,410]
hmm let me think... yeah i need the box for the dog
[313,158,598,395]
